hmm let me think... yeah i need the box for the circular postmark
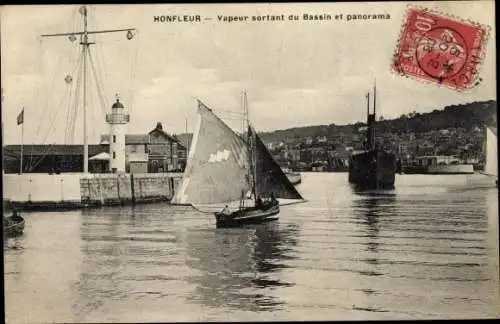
[416,27,469,81]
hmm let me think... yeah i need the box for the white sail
[172,98,305,208]
[485,126,498,177]
[171,100,251,205]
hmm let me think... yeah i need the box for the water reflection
[72,208,131,320]
[485,189,499,298]
[4,233,26,248]
[5,174,498,322]
[352,193,396,282]
[185,222,299,311]
[353,193,396,257]
[3,234,26,285]
[350,193,396,312]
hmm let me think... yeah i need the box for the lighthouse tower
[106,95,130,173]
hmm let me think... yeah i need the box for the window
[113,135,116,143]
[113,151,116,159]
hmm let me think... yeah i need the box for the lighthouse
[106,95,130,173]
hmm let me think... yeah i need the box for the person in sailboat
[173,98,304,228]
[256,195,264,209]
[260,192,277,210]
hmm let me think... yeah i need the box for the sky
[1,1,496,145]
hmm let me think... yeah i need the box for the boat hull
[402,164,474,175]
[348,149,396,190]
[401,165,428,174]
[286,172,302,185]
[4,216,25,237]
[214,203,280,228]
[426,164,474,174]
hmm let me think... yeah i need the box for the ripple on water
[4,173,499,321]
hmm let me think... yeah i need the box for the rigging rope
[26,5,139,170]
[28,35,46,169]
[29,74,74,170]
[87,54,100,144]
[64,50,84,144]
[29,8,81,169]
[88,49,109,120]
[128,30,139,116]
[29,40,62,145]
[28,79,75,172]
[69,50,84,144]
[95,36,111,108]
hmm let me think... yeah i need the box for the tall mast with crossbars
[40,5,136,173]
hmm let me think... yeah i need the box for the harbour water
[4,173,499,322]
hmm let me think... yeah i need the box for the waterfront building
[3,144,108,174]
[3,122,187,174]
[101,122,187,173]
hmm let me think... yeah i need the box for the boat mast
[372,79,377,149]
[1,88,4,176]
[82,9,89,173]
[366,91,370,150]
[40,6,136,173]
[243,91,257,200]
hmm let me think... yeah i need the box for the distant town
[177,100,497,172]
[3,99,496,174]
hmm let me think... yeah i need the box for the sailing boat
[481,126,498,186]
[171,97,304,228]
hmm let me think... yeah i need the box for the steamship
[348,82,397,190]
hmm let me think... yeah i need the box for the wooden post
[116,175,121,205]
[60,178,64,202]
[170,176,175,199]
[98,178,104,206]
[130,173,136,205]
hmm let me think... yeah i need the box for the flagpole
[20,108,24,174]
[185,118,190,150]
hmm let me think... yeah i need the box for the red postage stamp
[392,7,490,91]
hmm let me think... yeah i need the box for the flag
[17,108,24,125]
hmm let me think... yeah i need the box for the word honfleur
[153,13,391,23]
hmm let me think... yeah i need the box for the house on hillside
[316,136,327,144]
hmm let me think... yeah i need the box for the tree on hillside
[257,100,496,144]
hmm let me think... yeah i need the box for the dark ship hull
[401,164,427,174]
[348,82,397,191]
[348,149,397,190]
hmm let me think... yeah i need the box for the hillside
[174,100,497,147]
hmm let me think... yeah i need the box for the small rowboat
[3,212,25,237]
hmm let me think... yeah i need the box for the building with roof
[3,144,108,174]
[3,122,187,174]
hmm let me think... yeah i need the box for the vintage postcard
[2,1,497,322]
